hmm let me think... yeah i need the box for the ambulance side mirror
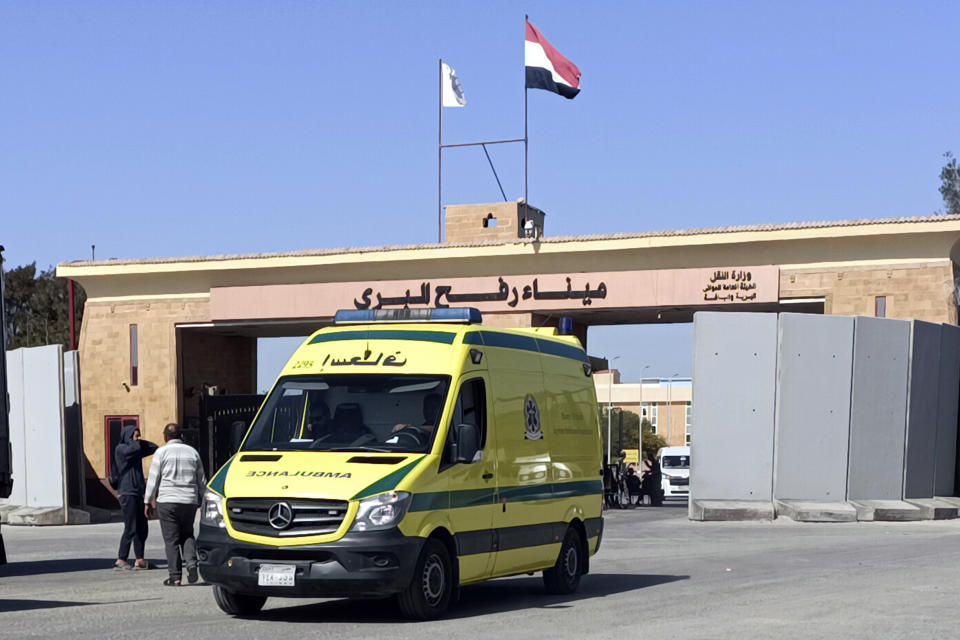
[451,423,480,464]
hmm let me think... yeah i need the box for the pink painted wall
[210,266,780,321]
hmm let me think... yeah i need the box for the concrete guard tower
[445,200,545,243]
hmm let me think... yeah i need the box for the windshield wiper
[325,446,394,453]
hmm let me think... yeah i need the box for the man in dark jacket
[113,424,158,570]
[641,452,663,506]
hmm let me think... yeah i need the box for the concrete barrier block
[904,321,941,499]
[774,314,854,502]
[775,500,858,522]
[5,506,90,526]
[849,500,923,521]
[691,312,778,517]
[690,499,775,521]
[935,324,960,496]
[0,502,20,524]
[847,317,910,500]
[904,498,958,520]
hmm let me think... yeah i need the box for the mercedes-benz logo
[267,502,293,530]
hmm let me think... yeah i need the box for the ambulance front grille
[226,498,349,537]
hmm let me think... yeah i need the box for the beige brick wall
[79,298,209,477]
[444,202,545,244]
[782,261,957,324]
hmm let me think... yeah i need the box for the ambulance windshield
[242,375,451,453]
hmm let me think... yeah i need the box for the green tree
[640,417,667,458]
[599,408,666,459]
[941,152,960,215]
[2,262,85,350]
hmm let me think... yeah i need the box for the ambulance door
[440,375,497,583]
[489,356,557,577]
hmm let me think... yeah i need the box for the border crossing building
[57,202,960,504]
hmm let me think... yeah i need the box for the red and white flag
[524,19,581,99]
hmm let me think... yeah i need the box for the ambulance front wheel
[396,538,453,620]
[212,585,267,616]
[543,526,584,595]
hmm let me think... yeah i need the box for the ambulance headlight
[351,491,412,532]
[201,490,225,528]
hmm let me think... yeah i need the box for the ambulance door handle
[482,472,494,480]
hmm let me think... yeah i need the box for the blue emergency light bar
[334,308,483,325]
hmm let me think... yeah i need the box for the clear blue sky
[2,1,958,386]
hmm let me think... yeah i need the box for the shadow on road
[0,599,97,613]
[251,572,688,623]
[0,557,166,577]
[0,597,161,613]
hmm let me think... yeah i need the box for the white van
[657,446,690,499]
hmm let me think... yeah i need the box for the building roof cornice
[57,213,960,274]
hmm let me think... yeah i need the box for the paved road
[2,503,959,639]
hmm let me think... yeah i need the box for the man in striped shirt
[145,423,207,586]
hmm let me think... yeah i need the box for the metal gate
[198,394,265,476]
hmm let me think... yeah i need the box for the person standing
[144,423,207,586]
[641,452,663,506]
[113,424,158,570]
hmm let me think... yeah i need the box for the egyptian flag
[525,19,581,99]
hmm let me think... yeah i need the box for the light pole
[606,356,620,465]
[638,364,651,450]
[667,372,679,446]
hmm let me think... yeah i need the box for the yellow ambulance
[197,308,603,619]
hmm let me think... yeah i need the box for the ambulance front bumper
[197,523,424,598]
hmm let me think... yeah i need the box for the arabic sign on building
[209,266,780,321]
[353,276,609,310]
[701,269,761,302]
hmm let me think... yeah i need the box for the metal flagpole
[523,15,529,221]
[438,58,443,243]
[436,46,525,214]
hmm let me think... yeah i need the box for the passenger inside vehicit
[389,393,444,447]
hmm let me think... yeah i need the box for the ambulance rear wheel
[543,526,584,595]
[212,585,266,616]
[397,538,453,620]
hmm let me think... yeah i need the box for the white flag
[441,62,467,107]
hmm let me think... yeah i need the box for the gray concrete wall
[691,312,778,501]
[63,351,79,407]
[6,349,26,506]
[904,321,941,499]
[63,350,84,508]
[935,323,960,496]
[774,313,854,501]
[847,317,910,500]
[3,345,66,509]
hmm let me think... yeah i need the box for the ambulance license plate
[258,564,295,587]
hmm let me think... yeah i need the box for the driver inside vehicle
[389,393,444,445]
[302,401,330,439]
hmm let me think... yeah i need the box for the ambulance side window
[443,378,486,465]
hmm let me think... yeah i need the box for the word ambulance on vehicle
[197,308,604,619]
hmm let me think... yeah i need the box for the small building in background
[594,370,693,447]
